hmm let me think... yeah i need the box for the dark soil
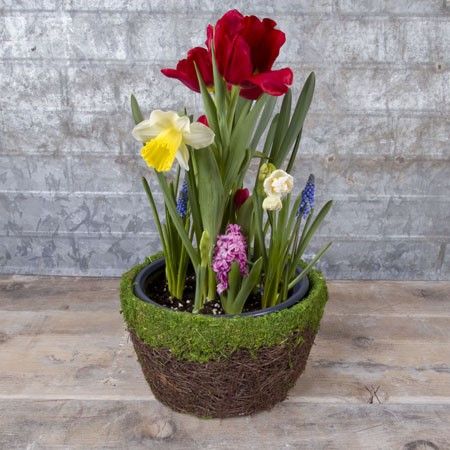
[143,269,262,315]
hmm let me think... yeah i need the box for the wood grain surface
[0,276,449,449]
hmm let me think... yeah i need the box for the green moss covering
[120,253,328,363]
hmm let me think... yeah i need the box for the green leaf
[288,242,332,290]
[275,72,315,167]
[187,154,203,244]
[223,261,242,313]
[250,95,277,150]
[285,129,302,173]
[231,257,263,314]
[270,89,292,162]
[131,94,144,125]
[252,151,270,160]
[234,96,251,124]
[224,95,269,190]
[286,194,302,237]
[211,45,226,114]
[142,177,164,243]
[236,195,254,238]
[253,194,267,265]
[297,200,333,258]
[194,64,220,145]
[156,172,199,268]
[262,113,279,156]
[195,148,224,242]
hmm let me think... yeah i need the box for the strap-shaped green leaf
[275,72,315,167]
[262,113,279,156]
[194,64,220,146]
[270,89,292,161]
[131,94,144,125]
[211,45,226,116]
[224,95,269,190]
[156,172,199,267]
[232,257,263,314]
[288,242,332,290]
[297,200,333,259]
[222,261,241,313]
[285,129,302,173]
[142,176,168,256]
[187,154,203,244]
[195,148,224,243]
[250,95,277,150]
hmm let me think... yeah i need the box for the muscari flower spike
[212,224,248,295]
[176,178,189,218]
[298,174,315,218]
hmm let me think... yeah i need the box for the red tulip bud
[234,188,250,209]
[198,115,209,127]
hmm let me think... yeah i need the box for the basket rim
[132,256,310,318]
[120,253,328,362]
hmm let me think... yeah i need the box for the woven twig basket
[120,255,328,418]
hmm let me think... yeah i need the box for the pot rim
[133,257,310,318]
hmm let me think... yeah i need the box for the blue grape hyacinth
[176,178,189,218]
[298,174,315,218]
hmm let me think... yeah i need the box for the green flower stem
[156,172,199,268]
[207,266,216,300]
[193,265,207,312]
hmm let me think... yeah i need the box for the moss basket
[120,254,328,418]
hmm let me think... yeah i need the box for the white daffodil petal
[175,115,191,133]
[132,119,161,143]
[175,143,190,171]
[182,122,215,149]
[148,110,180,129]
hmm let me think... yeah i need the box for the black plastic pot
[133,257,310,317]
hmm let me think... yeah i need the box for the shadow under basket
[120,254,328,419]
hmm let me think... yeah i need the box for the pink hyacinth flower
[212,224,249,294]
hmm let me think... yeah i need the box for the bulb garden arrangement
[120,9,332,418]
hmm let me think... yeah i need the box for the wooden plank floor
[0,276,449,449]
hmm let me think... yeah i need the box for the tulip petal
[197,115,209,126]
[245,68,293,97]
[239,85,263,100]
[140,128,182,172]
[161,47,213,93]
[224,35,253,85]
[182,122,215,149]
[240,16,286,73]
[161,65,199,92]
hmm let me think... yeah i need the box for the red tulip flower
[207,10,293,99]
[161,47,213,93]
[162,10,292,100]
[234,188,250,209]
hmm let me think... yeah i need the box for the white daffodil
[263,169,294,198]
[262,195,283,211]
[132,110,215,172]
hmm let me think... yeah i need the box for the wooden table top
[0,275,449,449]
